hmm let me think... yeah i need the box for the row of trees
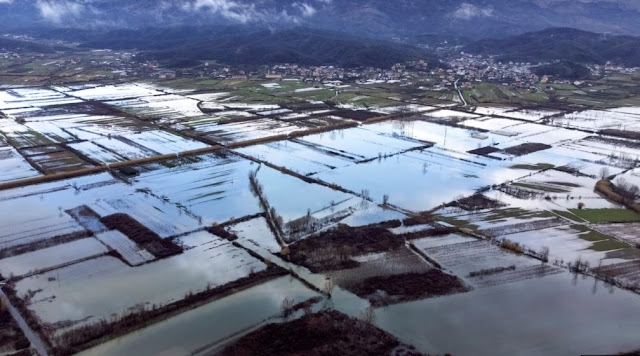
[599,168,639,204]
[614,178,640,204]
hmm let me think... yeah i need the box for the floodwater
[78,276,319,356]
[376,271,640,356]
[14,231,266,330]
[314,149,523,212]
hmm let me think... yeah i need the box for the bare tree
[338,245,354,261]
[361,305,376,324]
[382,194,390,205]
[323,278,335,298]
[540,246,550,263]
[281,297,295,318]
[615,178,639,203]
[629,185,640,201]
[599,167,610,180]
[303,304,312,316]
[620,153,633,168]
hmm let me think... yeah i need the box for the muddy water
[14,232,266,329]
[375,271,640,356]
[78,276,319,356]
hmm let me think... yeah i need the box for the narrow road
[0,288,49,356]
[454,79,467,107]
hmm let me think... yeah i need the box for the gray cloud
[451,3,494,20]
[294,2,317,17]
[25,0,326,26]
[182,0,263,23]
[533,0,640,10]
[182,0,324,23]
[36,0,84,24]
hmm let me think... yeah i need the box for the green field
[568,208,640,223]
[511,163,555,171]
[569,224,632,252]
[552,210,586,223]
[512,182,569,193]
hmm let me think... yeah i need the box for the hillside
[532,61,591,80]
[82,27,436,69]
[464,28,640,67]
[0,37,55,53]
[413,34,472,47]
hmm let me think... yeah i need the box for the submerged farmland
[1,81,640,356]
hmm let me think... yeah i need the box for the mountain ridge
[2,0,640,40]
[464,27,640,67]
[80,27,439,69]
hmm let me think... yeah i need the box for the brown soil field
[0,305,31,355]
[600,129,640,141]
[503,143,551,156]
[468,146,501,156]
[447,194,505,211]
[333,109,379,121]
[206,225,238,241]
[402,213,433,227]
[286,224,405,273]
[344,270,470,307]
[100,213,183,258]
[220,310,427,356]
[395,227,459,241]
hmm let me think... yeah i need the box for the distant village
[1,35,638,92]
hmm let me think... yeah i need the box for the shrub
[402,212,433,226]
[14,337,31,350]
[500,240,524,254]
[206,224,238,241]
[468,265,516,277]
[596,179,640,213]
[0,296,7,312]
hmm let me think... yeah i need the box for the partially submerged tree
[540,246,550,263]
[599,167,610,180]
[281,297,295,318]
[615,178,639,203]
[361,305,376,325]
[323,278,335,298]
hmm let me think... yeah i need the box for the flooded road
[0,288,49,356]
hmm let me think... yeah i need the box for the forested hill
[81,27,438,69]
[464,28,640,67]
[0,38,55,53]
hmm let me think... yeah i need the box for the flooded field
[555,109,640,132]
[77,277,320,356]
[376,271,640,356]
[1,81,640,356]
[13,231,267,334]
